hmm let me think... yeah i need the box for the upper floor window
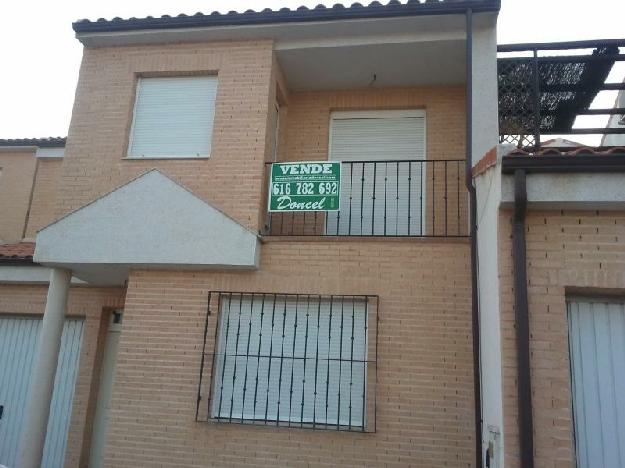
[127,76,218,158]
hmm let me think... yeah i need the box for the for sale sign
[268,161,341,212]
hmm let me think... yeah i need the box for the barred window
[197,292,378,432]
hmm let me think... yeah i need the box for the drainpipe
[512,169,534,467]
[465,8,483,468]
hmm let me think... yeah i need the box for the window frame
[125,75,218,160]
[196,291,379,433]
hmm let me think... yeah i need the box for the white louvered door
[0,317,83,468]
[326,110,426,235]
[568,298,625,468]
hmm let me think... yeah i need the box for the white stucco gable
[34,169,260,285]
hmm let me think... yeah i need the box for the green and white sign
[268,161,341,212]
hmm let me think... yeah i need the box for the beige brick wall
[0,284,125,467]
[0,150,37,243]
[280,86,465,163]
[103,240,475,467]
[499,209,625,467]
[24,158,64,239]
[58,40,274,232]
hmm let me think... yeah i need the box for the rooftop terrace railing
[498,39,625,150]
[263,159,468,238]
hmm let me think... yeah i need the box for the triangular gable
[34,170,259,284]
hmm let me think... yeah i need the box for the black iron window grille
[263,159,467,237]
[196,292,379,432]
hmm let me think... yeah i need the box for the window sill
[203,417,370,433]
[123,155,210,161]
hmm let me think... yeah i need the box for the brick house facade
[2,2,625,468]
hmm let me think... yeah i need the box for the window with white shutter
[204,293,377,431]
[127,76,218,158]
[326,110,426,236]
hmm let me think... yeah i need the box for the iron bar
[263,159,467,237]
[199,292,378,431]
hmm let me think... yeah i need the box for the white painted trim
[331,109,426,120]
[126,76,142,157]
[0,266,87,285]
[123,155,210,160]
[35,148,65,159]
[274,29,466,51]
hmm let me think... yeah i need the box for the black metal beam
[465,8,483,468]
[577,107,625,115]
[500,108,625,117]
[543,82,625,92]
[498,38,625,52]
[512,169,534,468]
[499,54,625,64]
[498,83,625,93]
[502,154,625,174]
[541,128,625,135]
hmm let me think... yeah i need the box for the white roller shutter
[128,76,218,158]
[326,110,426,235]
[0,317,83,468]
[211,295,368,428]
[568,298,625,468]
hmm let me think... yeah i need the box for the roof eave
[0,138,67,148]
[501,154,625,174]
[73,0,500,34]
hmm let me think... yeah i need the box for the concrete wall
[280,86,466,163]
[0,284,125,468]
[498,209,625,467]
[474,160,505,465]
[104,240,475,467]
[0,150,37,243]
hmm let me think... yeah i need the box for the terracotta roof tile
[0,137,66,148]
[508,146,625,157]
[73,0,500,33]
[0,242,36,263]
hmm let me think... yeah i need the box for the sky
[0,0,623,142]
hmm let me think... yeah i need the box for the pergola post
[17,268,72,468]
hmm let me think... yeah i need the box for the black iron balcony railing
[263,159,468,237]
[498,39,625,150]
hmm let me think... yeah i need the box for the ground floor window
[197,292,378,431]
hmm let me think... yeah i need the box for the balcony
[262,159,468,238]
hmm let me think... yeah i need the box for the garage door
[0,317,83,468]
[568,298,625,468]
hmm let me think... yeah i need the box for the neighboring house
[0,138,66,244]
[0,2,624,468]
